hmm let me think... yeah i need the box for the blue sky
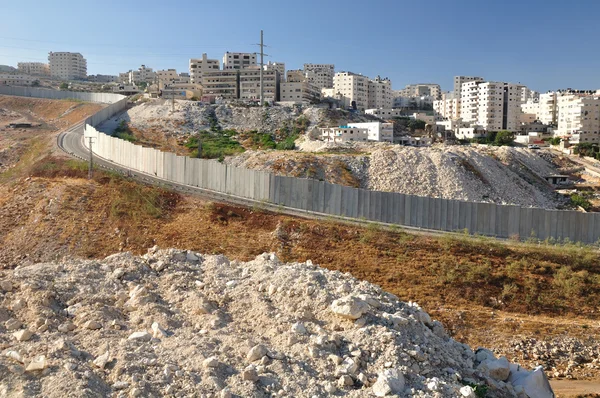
[0,0,598,92]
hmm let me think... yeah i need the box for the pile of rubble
[0,248,553,397]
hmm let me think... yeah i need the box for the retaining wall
[4,86,599,244]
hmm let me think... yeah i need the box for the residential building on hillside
[155,69,189,88]
[201,70,239,100]
[433,92,460,119]
[223,52,257,70]
[189,54,220,84]
[398,84,441,100]
[87,74,118,83]
[538,92,558,125]
[286,70,306,83]
[264,62,285,80]
[48,52,87,80]
[17,62,50,76]
[0,74,35,86]
[365,108,405,119]
[521,99,540,116]
[333,71,370,110]
[121,65,156,85]
[368,76,393,109]
[347,122,393,142]
[555,91,600,143]
[279,81,321,103]
[453,76,484,98]
[321,126,369,142]
[304,64,335,89]
[460,80,525,132]
[239,67,280,102]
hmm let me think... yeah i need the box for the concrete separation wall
[5,87,599,244]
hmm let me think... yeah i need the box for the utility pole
[259,30,264,105]
[88,136,95,180]
[255,30,269,106]
[172,91,175,113]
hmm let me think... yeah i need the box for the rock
[128,331,151,342]
[324,381,337,393]
[93,351,110,369]
[338,375,354,388]
[151,322,167,338]
[475,348,496,363]
[5,318,22,331]
[186,252,200,262]
[13,329,33,342]
[459,385,477,397]
[83,320,102,330]
[113,381,129,390]
[58,322,76,333]
[372,369,405,397]
[242,366,259,381]
[0,280,12,292]
[291,322,307,335]
[509,365,554,398]
[5,350,24,363]
[416,310,433,326]
[247,344,268,362]
[12,299,26,311]
[112,268,125,279]
[341,357,359,375]
[220,389,232,398]
[478,356,510,381]
[203,356,219,368]
[25,356,48,372]
[330,296,369,320]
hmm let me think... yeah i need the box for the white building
[189,54,220,84]
[17,62,50,76]
[156,69,189,87]
[368,76,393,109]
[538,92,558,125]
[333,71,370,110]
[433,92,460,119]
[460,80,525,132]
[398,84,441,100]
[347,122,393,142]
[279,81,321,104]
[201,70,239,100]
[304,64,335,89]
[48,52,87,80]
[556,91,600,143]
[321,126,369,142]
[453,76,484,98]
[239,67,280,102]
[365,108,405,119]
[264,62,285,80]
[223,52,257,70]
[0,74,35,86]
[87,74,118,83]
[122,65,156,85]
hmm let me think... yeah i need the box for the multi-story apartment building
[365,108,405,119]
[320,122,393,143]
[286,70,306,83]
[433,92,460,119]
[460,80,524,132]
[279,81,321,103]
[48,52,87,80]
[368,76,393,109]
[453,76,484,99]
[223,52,257,70]
[189,54,220,84]
[398,84,441,100]
[264,62,285,80]
[155,69,189,88]
[555,91,600,143]
[538,92,558,125]
[304,64,334,89]
[0,74,35,86]
[239,67,280,102]
[333,71,370,110]
[17,62,50,76]
[201,70,240,100]
[347,122,394,142]
[87,74,118,83]
[120,65,156,85]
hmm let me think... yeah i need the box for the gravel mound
[0,248,552,397]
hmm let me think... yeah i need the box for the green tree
[59,82,69,90]
[31,80,40,87]
[407,119,426,132]
[493,130,514,146]
[138,82,148,90]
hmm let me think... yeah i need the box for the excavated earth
[0,248,553,397]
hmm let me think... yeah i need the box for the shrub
[553,266,588,299]
[570,193,592,211]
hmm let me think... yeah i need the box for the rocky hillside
[227,141,576,209]
[99,100,382,137]
[0,248,553,397]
